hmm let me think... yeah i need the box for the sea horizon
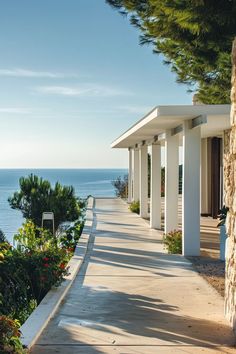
[0,168,127,243]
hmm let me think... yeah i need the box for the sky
[0,0,192,168]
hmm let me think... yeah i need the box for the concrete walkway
[31,198,235,354]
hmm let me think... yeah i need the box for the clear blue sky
[0,0,192,168]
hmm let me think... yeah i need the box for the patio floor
[30,198,234,354]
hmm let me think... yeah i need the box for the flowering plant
[22,249,70,303]
[163,230,182,254]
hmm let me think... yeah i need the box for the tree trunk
[225,37,236,331]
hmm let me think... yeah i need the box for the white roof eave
[111,104,231,149]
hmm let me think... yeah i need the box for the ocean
[0,169,127,244]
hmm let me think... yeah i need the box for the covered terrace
[111,104,231,256]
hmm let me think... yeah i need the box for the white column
[220,137,223,209]
[128,148,133,203]
[133,148,140,201]
[182,120,201,256]
[150,144,161,229]
[201,138,211,215]
[139,144,148,218]
[165,132,179,233]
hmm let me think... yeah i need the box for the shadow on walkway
[31,198,235,354]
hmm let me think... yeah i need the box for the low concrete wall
[20,196,95,349]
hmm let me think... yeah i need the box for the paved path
[31,198,235,353]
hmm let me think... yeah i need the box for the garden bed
[0,173,94,353]
[20,196,94,349]
[188,256,225,297]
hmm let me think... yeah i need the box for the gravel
[188,256,225,297]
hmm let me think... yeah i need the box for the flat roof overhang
[111,104,230,149]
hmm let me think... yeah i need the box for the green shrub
[112,175,128,198]
[8,174,81,231]
[217,205,229,227]
[0,240,12,260]
[163,230,182,254]
[18,249,70,303]
[14,221,58,253]
[0,316,26,354]
[0,195,86,334]
[77,197,87,210]
[0,249,35,324]
[0,222,71,324]
[129,200,140,214]
[59,220,84,251]
[0,248,69,322]
[0,229,7,243]
[13,221,71,302]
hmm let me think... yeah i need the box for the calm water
[0,169,127,243]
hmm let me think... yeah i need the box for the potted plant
[217,206,229,261]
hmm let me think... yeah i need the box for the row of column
[128,121,201,256]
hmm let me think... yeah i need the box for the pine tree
[106,0,236,103]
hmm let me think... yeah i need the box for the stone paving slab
[30,198,236,354]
